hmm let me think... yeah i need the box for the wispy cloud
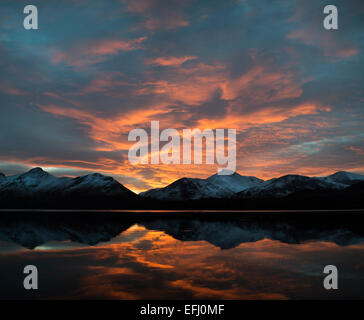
[52,36,147,67]
[147,56,197,67]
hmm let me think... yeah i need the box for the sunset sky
[0,0,363,193]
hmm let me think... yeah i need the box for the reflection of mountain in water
[0,212,363,250]
[141,220,364,249]
[0,214,134,249]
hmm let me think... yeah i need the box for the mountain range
[140,172,264,200]
[0,167,137,208]
[0,167,363,208]
[0,167,134,197]
[141,170,364,200]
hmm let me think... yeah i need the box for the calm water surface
[0,211,363,299]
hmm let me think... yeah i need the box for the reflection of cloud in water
[0,225,363,299]
[98,224,149,247]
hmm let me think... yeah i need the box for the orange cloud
[197,103,330,130]
[147,56,197,67]
[221,67,304,102]
[348,146,364,156]
[123,0,190,31]
[79,72,134,95]
[145,17,189,30]
[287,29,358,60]
[37,103,166,151]
[52,36,147,67]
[138,62,306,110]
[0,84,27,96]
[137,62,226,105]
[335,48,359,58]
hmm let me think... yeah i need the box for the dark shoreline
[1,208,363,212]
[1,209,363,230]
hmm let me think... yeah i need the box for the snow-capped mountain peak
[140,177,233,200]
[319,171,364,186]
[236,174,346,199]
[24,167,50,176]
[66,173,132,196]
[0,168,135,199]
[73,173,115,186]
[207,171,263,193]
[140,172,263,200]
[0,167,60,192]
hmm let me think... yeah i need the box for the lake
[0,210,363,299]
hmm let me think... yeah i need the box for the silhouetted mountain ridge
[0,168,363,208]
[141,171,264,200]
[236,174,344,199]
[0,168,137,208]
[142,171,364,201]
